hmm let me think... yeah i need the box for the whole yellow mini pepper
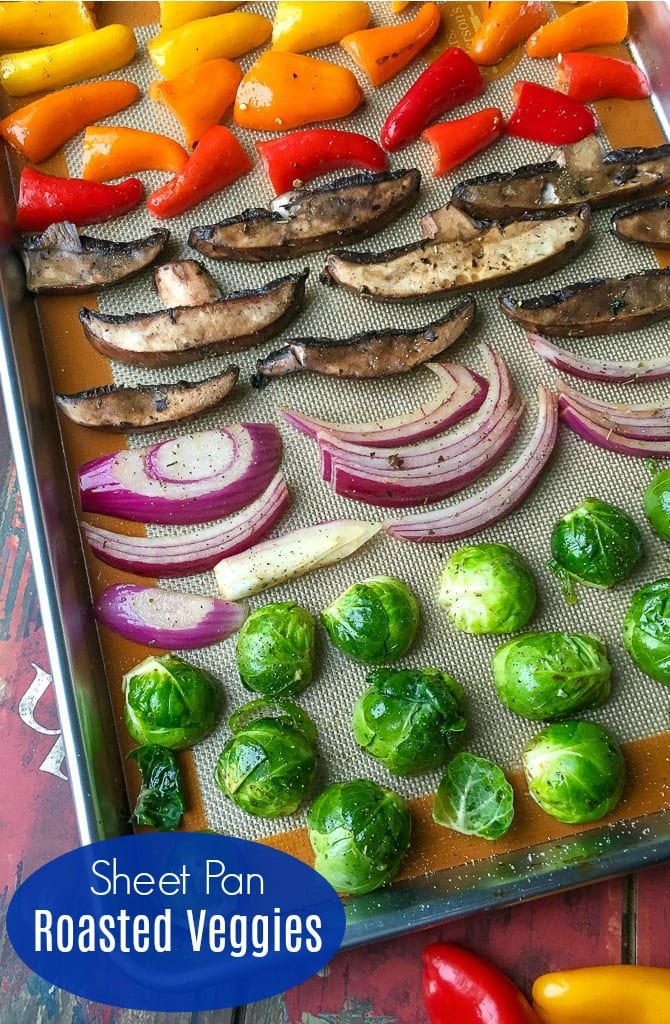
[159,2,242,32]
[271,2,370,54]
[148,11,271,79]
[0,2,95,49]
[0,24,137,98]
[532,965,670,1024]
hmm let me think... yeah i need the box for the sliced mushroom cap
[611,195,670,247]
[153,258,222,307]
[187,169,421,261]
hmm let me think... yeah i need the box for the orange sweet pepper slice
[148,10,271,79]
[81,126,189,182]
[469,2,548,66]
[271,2,370,53]
[234,51,364,132]
[341,1,440,86]
[526,1,628,58]
[0,79,140,164]
[149,58,243,149]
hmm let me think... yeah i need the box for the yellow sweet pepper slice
[532,965,670,1024]
[159,2,242,32]
[148,11,271,79]
[271,2,370,54]
[0,2,95,49]
[0,24,137,98]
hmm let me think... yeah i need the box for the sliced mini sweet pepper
[532,965,670,1024]
[0,80,140,164]
[0,24,137,99]
[81,126,188,182]
[469,2,548,66]
[159,2,242,32]
[234,51,364,132]
[392,2,410,11]
[0,1,95,48]
[421,107,504,177]
[148,11,271,79]
[380,45,485,151]
[507,80,598,145]
[149,58,243,149]
[256,128,387,193]
[15,168,143,232]
[272,2,370,53]
[526,1,629,59]
[557,52,651,103]
[423,943,542,1024]
[147,124,252,219]
[340,2,440,87]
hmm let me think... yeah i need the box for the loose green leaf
[433,752,514,840]
[128,744,184,831]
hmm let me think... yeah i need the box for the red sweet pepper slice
[380,46,485,152]
[506,80,598,145]
[256,128,388,194]
[556,52,651,103]
[147,124,252,219]
[421,107,504,177]
[14,167,142,231]
[423,942,542,1024]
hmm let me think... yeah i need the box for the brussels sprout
[352,667,466,774]
[214,699,317,818]
[321,576,420,664]
[623,579,670,685]
[549,498,643,603]
[643,466,670,542]
[433,752,514,840]
[491,631,611,721]
[437,542,536,635]
[123,652,221,750]
[128,744,184,831]
[306,779,411,895]
[235,601,316,698]
[522,720,626,824]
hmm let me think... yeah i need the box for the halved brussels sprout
[623,579,670,685]
[549,497,643,603]
[643,467,670,542]
[235,601,316,698]
[321,575,420,664]
[437,542,536,635]
[491,631,611,721]
[307,779,411,895]
[523,720,626,824]
[352,667,466,774]
[123,652,221,750]
[433,752,514,840]
[214,699,317,818]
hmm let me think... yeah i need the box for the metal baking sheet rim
[2,0,670,951]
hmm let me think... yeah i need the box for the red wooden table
[2,399,669,1024]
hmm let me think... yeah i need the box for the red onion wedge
[557,380,670,440]
[559,399,670,456]
[94,584,248,648]
[214,519,381,600]
[385,387,558,542]
[78,423,282,525]
[82,471,290,577]
[527,331,670,383]
[280,363,487,447]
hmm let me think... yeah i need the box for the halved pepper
[557,52,651,103]
[340,2,440,87]
[507,80,598,145]
[82,126,188,182]
[149,58,243,149]
[421,107,504,176]
[469,2,548,66]
[532,965,670,1024]
[256,128,387,193]
[0,1,95,49]
[159,2,243,32]
[147,124,252,219]
[0,79,140,164]
[15,168,143,232]
[526,1,629,59]
[423,943,542,1024]
[234,51,364,132]
[148,11,271,79]
[272,2,370,53]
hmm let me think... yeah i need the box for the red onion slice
[280,363,488,447]
[82,471,290,577]
[557,380,670,439]
[79,422,282,525]
[560,401,670,456]
[385,388,558,542]
[94,584,248,648]
[528,331,670,383]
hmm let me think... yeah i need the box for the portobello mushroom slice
[19,221,170,294]
[55,367,239,432]
[188,169,421,262]
[323,207,589,302]
[446,137,670,220]
[79,270,308,368]
[611,196,670,247]
[500,267,670,337]
[153,258,222,306]
[251,296,475,387]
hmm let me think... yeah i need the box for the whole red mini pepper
[14,167,143,231]
[556,52,651,103]
[380,46,485,152]
[256,128,388,194]
[423,943,542,1024]
[421,107,504,177]
[506,80,598,145]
